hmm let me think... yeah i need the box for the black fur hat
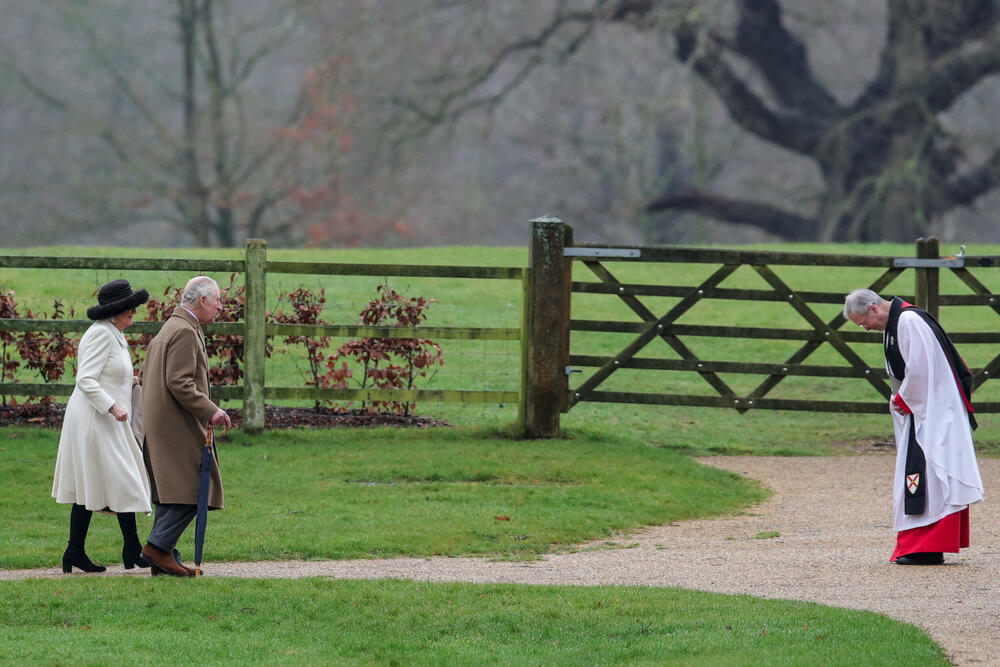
[87,279,149,321]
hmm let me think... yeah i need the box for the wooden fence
[2,223,999,438]
[527,219,1000,436]
[0,241,528,434]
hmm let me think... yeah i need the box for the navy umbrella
[193,425,215,576]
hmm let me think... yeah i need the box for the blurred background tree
[3,0,1000,246]
[388,0,1000,243]
[1,0,399,247]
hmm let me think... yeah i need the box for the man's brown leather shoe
[171,549,200,576]
[151,564,199,577]
[142,543,193,577]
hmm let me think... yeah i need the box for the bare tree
[2,0,365,247]
[390,0,1000,242]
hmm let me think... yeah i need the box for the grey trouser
[147,503,197,552]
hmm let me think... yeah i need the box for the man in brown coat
[141,276,231,576]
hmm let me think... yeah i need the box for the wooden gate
[524,219,1000,437]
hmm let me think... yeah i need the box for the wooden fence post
[915,236,940,317]
[517,267,530,432]
[525,217,572,438]
[243,239,267,433]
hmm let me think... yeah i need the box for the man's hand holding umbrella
[210,408,232,432]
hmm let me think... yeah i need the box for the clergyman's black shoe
[894,552,944,565]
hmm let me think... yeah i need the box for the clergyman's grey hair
[843,288,885,319]
[180,276,219,306]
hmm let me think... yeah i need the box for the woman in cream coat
[52,279,152,573]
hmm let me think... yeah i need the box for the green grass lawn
[0,416,953,665]
[0,578,946,665]
[2,242,984,663]
[4,422,950,665]
[1,424,767,569]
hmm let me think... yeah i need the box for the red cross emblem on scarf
[906,473,920,494]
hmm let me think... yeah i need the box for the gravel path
[4,454,998,665]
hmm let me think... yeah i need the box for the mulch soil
[0,401,451,429]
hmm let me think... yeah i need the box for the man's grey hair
[180,276,219,306]
[843,288,886,319]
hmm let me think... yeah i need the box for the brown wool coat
[141,308,224,508]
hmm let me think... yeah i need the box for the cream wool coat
[51,320,151,512]
[141,307,224,509]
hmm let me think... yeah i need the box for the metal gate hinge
[564,247,641,258]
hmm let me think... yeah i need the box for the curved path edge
[4,455,998,665]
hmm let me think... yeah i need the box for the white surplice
[889,310,984,531]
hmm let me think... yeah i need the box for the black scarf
[884,297,977,515]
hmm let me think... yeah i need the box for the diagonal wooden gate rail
[525,218,1000,437]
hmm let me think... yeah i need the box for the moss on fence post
[517,267,530,431]
[243,239,267,433]
[525,217,572,438]
[914,237,940,317]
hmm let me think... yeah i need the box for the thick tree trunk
[178,0,211,247]
[646,0,1000,242]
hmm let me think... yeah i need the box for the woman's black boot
[62,504,106,573]
[117,512,150,569]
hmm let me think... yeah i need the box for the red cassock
[890,507,969,562]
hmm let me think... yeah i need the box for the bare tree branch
[924,25,1000,111]
[945,146,1000,205]
[855,0,1000,112]
[674,22,825,155]
[73,7,179,152]
[904,0,1000,58]
[0,57,177,176]
[729,0,841,116]
[0,58,69,112]
[645,188,814,239]
[228,12,299,90]
[392,7,598,127]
